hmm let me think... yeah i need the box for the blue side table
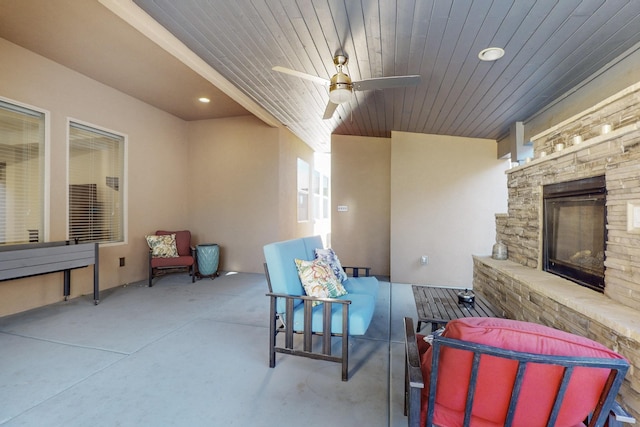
[196,243,219,279]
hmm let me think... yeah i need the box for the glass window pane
[297,158,309,222]
[313,170,320,195]
[0,100,45,244]
[69,122,125,243]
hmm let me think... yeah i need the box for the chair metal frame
[264,263,351,381]
[404,317,634,427]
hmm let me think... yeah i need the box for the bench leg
[63,270,71,301]
[93,243,100,305]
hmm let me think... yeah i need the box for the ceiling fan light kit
[273,53,421,119]
[329,73,353,104]
[328,55,352,104]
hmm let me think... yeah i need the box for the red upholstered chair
[404,317,633,427]
[147,230,196,286]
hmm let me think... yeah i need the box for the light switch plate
[337,205,348,212]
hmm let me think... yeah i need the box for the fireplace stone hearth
[474,83,640,418]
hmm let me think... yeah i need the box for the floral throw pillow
[294,258,348,304]
[145,234,178,258]
[315,248,348,282]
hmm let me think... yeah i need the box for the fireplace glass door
[543,176,606,292]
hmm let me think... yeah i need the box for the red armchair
[404,317,633,427]
[147,230,195,286]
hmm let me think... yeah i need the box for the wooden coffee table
[412,285,502,332]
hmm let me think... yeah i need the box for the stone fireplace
[473,83,640,418]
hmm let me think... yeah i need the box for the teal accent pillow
[315,248,348,282]
[294,258,348,305]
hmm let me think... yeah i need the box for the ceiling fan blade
[352,75,421,91]
[272,66,330,86]
[323,100,339,120]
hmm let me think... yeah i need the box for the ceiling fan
[273,54,421,119]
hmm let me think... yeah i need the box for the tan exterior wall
[0,38,192,316]
[330,132,509,284]
[390,131,509,286]
[331,135,391,276]
[187,117,313,274]
[277,129,316,241]
[0,38,314,315]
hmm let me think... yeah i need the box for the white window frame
[321,173,329,220]
[312,169,330,221]
[312,169,321,221]
[0,96,50,244]
[297,158,310,223]
[67,118,128,246]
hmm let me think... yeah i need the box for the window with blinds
[0,100,45,244]
[68,122,125,244]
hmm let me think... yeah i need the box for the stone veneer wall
[473,256,640,419]
[498,83,640,309]
[474,83,640,418]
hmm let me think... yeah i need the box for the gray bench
[0,241,99,304]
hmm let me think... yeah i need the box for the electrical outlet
[420,255,429,265]
[119,257,125,267]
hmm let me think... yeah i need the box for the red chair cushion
[156,230,191,257]
[419,317,626,427]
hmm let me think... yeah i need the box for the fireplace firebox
[543,176,606,292]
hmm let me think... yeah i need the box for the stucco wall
[331,135,391,276]
[0,37,312,316]
[0,37,189,316]
[187,117,314,274]
[390,131,509,286]
[330,132,509,286]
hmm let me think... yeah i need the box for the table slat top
[412,285,501,325]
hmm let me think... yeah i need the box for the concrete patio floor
[0,272,418,426]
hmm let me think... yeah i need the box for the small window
[0,99,45,244]
[322,175,329,220]
[297,158,309,222]
[312,170,330,221]
[68,121,125,243]
[313,170,321,220]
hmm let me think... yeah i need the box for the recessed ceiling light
[198,97,210,103]
[478,47,505,62]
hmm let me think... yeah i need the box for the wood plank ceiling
[132,0,640,152]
